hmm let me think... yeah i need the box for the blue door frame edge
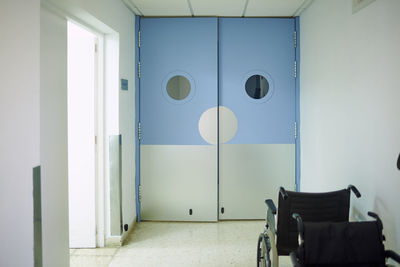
[295,16,301,191]
[135,15,141,221]
[217,17,220,218]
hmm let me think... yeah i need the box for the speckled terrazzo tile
[73,247,117,256]
[70,255,113,267]
[75,221,274,267]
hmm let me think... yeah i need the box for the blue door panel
[219,18,295,144]
[140,18,218,145]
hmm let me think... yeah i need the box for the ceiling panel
[245,0,305,17]
[129,0,307,17]
[190,0,246,16]
[130,0,191,16]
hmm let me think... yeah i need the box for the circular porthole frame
[162,70,196,105]
[242,70,275,104]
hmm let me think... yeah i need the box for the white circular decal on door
[198,106,238,145]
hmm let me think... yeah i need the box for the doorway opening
[67,21,103,248]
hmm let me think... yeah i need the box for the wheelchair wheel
[257,233,270,267]
[266,228,279,267]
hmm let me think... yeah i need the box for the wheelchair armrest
[265,199,277,234]
[289,251,301,267]
[347,184,361,198]
[265,199,276,215]
[386,250,400,264]
[292,213,304,244]
[368,211,384,233]
[280,186,289,200]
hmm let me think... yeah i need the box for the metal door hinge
[95,136,97,144]
[294,31,297,48]
[294,61,297,78]
[138,31,141,48]
[138,122,142,140]
[294,122,298,139]
[95,43,98,53]
[138,185,143,201]
[138,61,141,79]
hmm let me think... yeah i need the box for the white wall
[40,7,69,266]
[0,1,40,266]
[41,0,136,249]
[300,0,400,252]
[49,0,137,229]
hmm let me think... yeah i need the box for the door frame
[295,16,301,191]
[135,15,141,221]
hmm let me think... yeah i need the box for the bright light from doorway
[67,21,97,248]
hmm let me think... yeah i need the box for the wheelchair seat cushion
[298,221,385,267]
[276,189,351,255]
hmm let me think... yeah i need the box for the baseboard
[105,216,137,247]
[105,236,122,247]
[121,216,137,245]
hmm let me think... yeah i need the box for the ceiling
[123,0,313,17]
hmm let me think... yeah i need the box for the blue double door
[139,18,296,221]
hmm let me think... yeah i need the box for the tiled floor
[70,221,292,267]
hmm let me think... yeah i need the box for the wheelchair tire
[257,233,270,267]
[266,228,279,267]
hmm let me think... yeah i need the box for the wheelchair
[290,211,400,267]
[257,185,361,267]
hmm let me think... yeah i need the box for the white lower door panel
[141,145,217,221]
[219,144,295,220]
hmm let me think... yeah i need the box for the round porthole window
[166,75,191,100]
[245,75,269,99]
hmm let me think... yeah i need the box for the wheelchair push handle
[279,187,289,200]
[265,199,277,215]
[347,184,361,198]
[368,211,384,233]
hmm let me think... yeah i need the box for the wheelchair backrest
[276,189,351,255]
[298,220,385,266]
